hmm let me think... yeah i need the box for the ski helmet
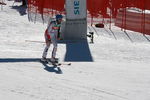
[56,14,63,20]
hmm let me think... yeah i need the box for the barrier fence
[28,0,150,35]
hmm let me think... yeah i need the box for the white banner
[66,0,86,19]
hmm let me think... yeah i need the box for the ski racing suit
[42,21,59,59]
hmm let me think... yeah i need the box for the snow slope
[0,1,150,100]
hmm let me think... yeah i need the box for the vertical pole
[121,5,124,31]
[52,0,54,16]
[91,0,94,26]
[109,0,112,29]
[142,0,145,34]
[143,7,145,34]
[124,7,126,32]
[122,1,126,32]
[141,9,144,34]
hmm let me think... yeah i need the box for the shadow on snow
[41,62,63,74]
[0,58,63,74]
[0,58,41,63]
[11,5,27,16]
[62,40,94,62]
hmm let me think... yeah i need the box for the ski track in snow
[0,1,150,100]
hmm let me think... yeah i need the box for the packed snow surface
[0,1,150,100]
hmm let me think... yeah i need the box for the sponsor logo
[74,1,80,15]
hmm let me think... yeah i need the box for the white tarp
[66,0,86,19]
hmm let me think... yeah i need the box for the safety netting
[28,0,65,23]
[28,0,150,35]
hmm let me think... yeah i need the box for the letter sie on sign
[74,1,80,15]
[66,0,86,19]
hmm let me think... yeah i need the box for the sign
[66,0,86,19]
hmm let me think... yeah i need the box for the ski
[47,61,71,66]
[40,58,71,66]
[46,58,71,66]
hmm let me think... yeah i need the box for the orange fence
[28,0,150,35]
[28,0,65,16]
[115,9,150,35]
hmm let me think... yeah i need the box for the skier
[41,14,63,63]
